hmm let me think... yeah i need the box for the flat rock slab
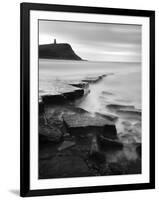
[95,112,118,122]
[40,80,84,96]
[102,91,114,96]
[58,140,76,151]
[106,104,135,111]
[82,76,103,83]
[39,81,84,104]
[65,80,89,89]
[63,111,117,139]
[117,108,141,116]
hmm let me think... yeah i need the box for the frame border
[20,2,155,197]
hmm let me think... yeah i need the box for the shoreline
[39,73,141,179]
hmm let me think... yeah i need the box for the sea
[39,59,142,144]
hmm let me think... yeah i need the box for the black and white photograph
[20,3,155,197]
[38,20,142,179]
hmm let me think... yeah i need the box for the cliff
[39,43,82,60]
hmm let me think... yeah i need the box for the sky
[39,20,141,63]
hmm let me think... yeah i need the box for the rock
[122,121,131,126]
[63,89,84,101]
[89,135,105,163]
[134,122,141,128]
[63,132,71,139]
[136,143,141,157]
[63,110,117,139]
[39,125,63,143]
[82,75,103,83]
[118,134,137,144]
[39,154,91,179]
[89,151,106,164]
[106,104,135,111]
[95,112,118,122]
[90,136,99,154]
[117,108,141,116]
[40,81,85,104]
[116,109,141,121]
[66,80,89,89]
[102,91,114,96]
[108,163,124,175]
[98,135,123,150]
[58,141,76,151]
[47,114,64,128]
[42,94,66,104]
[122,121,132,131]
[39,43,82,60]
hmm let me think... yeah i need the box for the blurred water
[39,59,141,143]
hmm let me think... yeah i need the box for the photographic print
[38,21,142,179]
[20,3,155,197]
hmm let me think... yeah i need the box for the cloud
[39,20,141,62]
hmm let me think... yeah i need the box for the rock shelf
[39,74,109,107]
[39,73,141,179]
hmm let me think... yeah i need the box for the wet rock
[98,135,123,150]
[40,81,85,104]
[69,106,90,114]
[117,109,141,120]
[58,141,76,151]
[95,112,118,122]
[39,125,63,143]
[89,151,106,164]
[122,121,132,131]
[42,94,66,104]
[42,89,84,104]
[136,143,141,157]
[122,121,131,127]
[117,108,141,116]
[63,132,71,139]
[102,91,114,96]
[63,110,117,139]
[82,75,103,83]
[66,80,89,89]
[82,74,107,84]
[90,136,99,154]
[39,154,91,179]
[63,89,84,101]
[106,104,135,111]
[134,122,141,128]
[89,136,105,163]
[108,162,124,175]
[118,134,137,144]
[47,114,63,128]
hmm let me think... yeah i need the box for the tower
[54,39,56,44]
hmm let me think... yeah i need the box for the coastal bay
[38,59,142,179]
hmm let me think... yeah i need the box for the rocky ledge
[106,103,141,120]
[39,105,140,178]
[38,74,141,179]
[63,111,117,140]
[39,74,109,109]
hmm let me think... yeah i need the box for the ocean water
[39,59,141,143]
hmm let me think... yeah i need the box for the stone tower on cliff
[54,39,56,44]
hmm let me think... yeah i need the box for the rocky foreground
[39,74,141,179]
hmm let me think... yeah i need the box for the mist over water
[39,59,141,143]
[39,59,141,109]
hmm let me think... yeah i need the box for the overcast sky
[39,20,141,62]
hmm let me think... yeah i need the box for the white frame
[30,10,150,190]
